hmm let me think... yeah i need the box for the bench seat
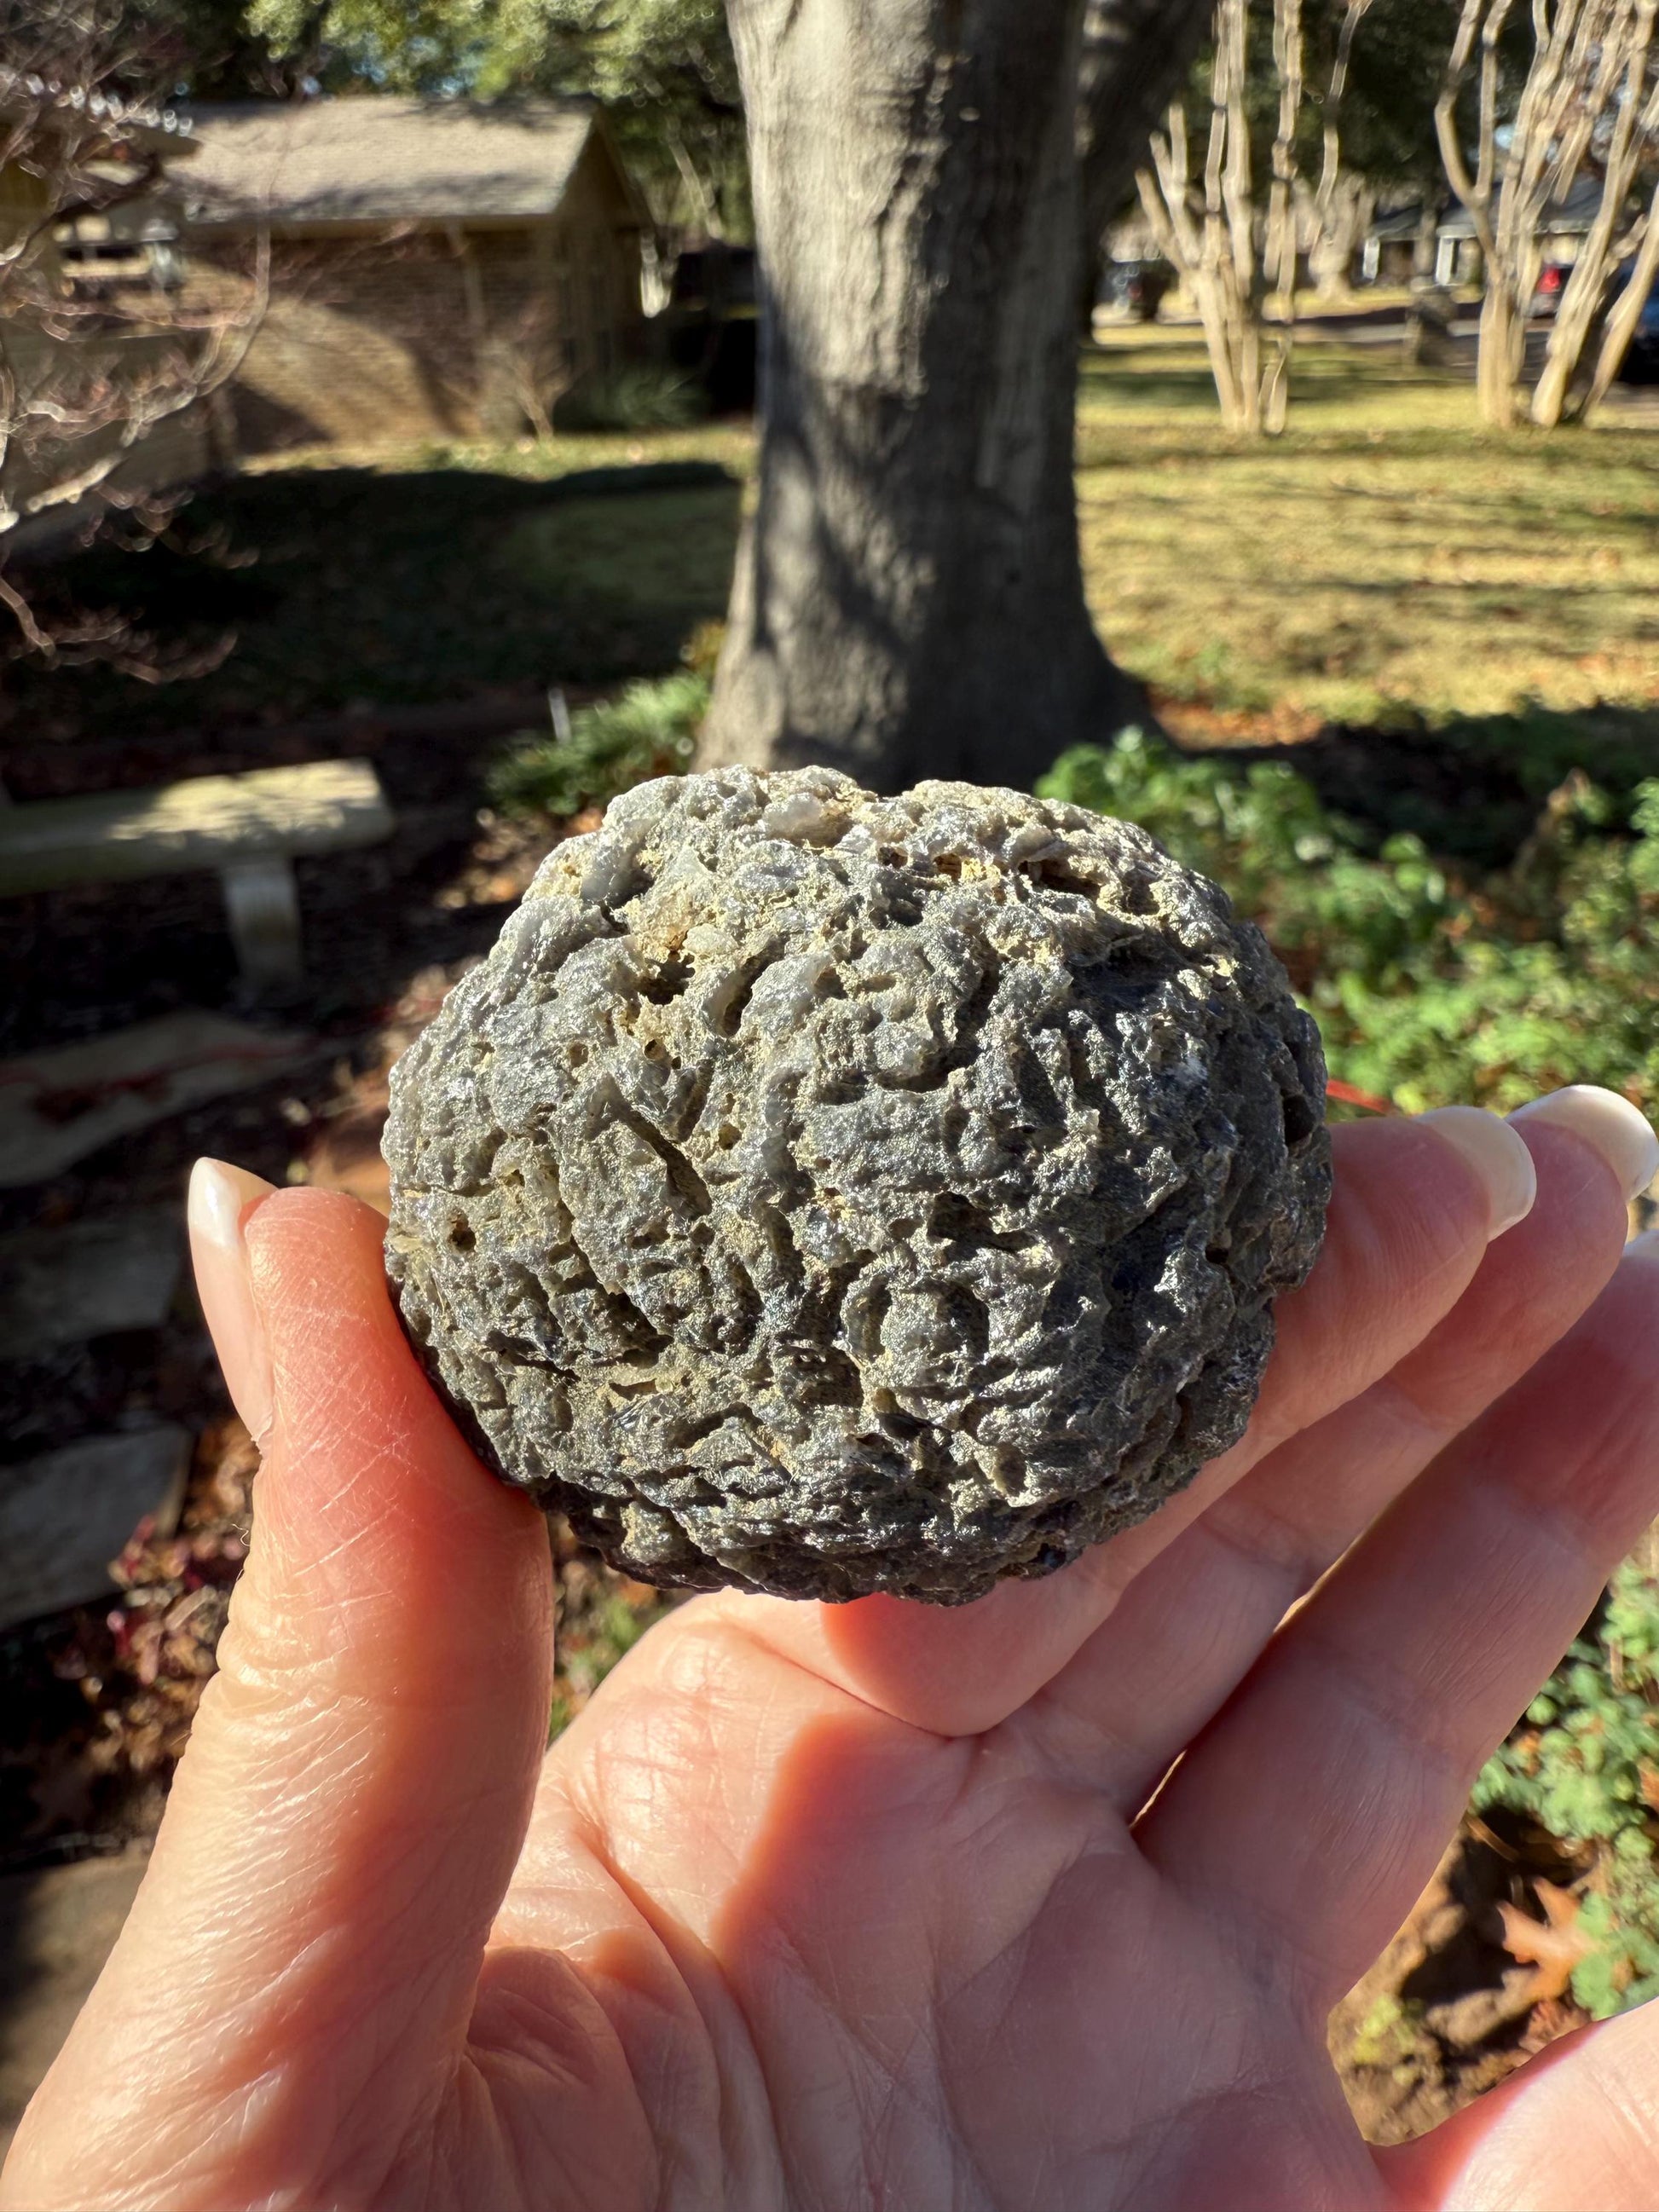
[0,758,395,986]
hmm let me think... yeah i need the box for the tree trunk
[1476,283,1524,425]
[702,0,1148,792]
[1581,182,1659,420]
[1077,0,1218,276]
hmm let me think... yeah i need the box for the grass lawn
[1078,330,1659,734]
[5,335,1656,763]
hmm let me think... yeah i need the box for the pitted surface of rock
[384,768,1329,1603]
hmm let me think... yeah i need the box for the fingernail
[188,1158,277,1447]
[1510,1086,1659,1203]
[1419,1106,1539,1238]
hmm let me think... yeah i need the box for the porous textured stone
[384,767,1330,1604]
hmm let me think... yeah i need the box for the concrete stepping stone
[0,1210,184,1363]
[0,1429,191,1632]
[0,1851,149,2162]
[0,1012,312,1187]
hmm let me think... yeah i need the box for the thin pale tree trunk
[1137,0,1304,437]
[1581,177,1659,416]
[1440,0,1656,429]
[1532,0,1658,424]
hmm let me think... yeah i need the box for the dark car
[1098,259,1175,323]
[1615,260,1659,383]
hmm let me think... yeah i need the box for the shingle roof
[178,97,599,228]
[1436,173,1610,240]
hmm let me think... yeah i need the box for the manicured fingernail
[188,1158,277,1446]
[1511,1086,1659,1203]
[1419,1106,1538,1238]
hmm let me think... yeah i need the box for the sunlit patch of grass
[1076,331,1659,726]
[21,338,1656,750]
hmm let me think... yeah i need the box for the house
[1363,176,1609,288]
[176,97,650,448]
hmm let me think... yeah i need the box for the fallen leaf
[1498,1880,1594,2004]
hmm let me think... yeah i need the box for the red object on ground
[1327,1078,1394,1115]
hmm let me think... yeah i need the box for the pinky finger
[1379,2001,1659,2211]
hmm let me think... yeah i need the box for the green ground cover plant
[1475,1567,1659,2019]
[488,672,708,818]
[1039,730,1659,1119]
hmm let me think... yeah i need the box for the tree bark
[1077,0,1219,259]
[702,0,1151,792]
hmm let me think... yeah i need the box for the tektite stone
[384,769,1329,1603]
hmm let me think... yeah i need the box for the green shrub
[488,672,709,820]
[1039,732,1659,1118]
[1474,1567,1659,2018]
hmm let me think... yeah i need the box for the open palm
[7,1099,1659,2212]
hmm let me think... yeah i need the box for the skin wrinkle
[1155,1695,1454,2008]
[173,1910,443,2195]
[1198,1483,1581,1999]
[508,1790,785,2207]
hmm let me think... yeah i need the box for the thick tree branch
[1077,0,1219,245]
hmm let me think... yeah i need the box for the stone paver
[0,1851,148,2164]
[0,1428,191,1631]
[0,1210,184,1364]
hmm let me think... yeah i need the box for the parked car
[1098,259,1175,323]
[1531,260,1571,316]
[1615,260,1659,382]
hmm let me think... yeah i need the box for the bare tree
[1302,0,1376,297]
[1136,0,1308,435]
[1533,1,1659,422]
[0,3,264,667]
[1436,0,1659,427]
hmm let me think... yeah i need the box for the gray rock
[384,768,1329,1604]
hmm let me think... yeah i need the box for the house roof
[1436,173,1609,240]
[177,96,612,229]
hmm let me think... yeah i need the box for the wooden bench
[0,758,394,989]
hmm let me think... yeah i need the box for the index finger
[708,1111,1528,1737]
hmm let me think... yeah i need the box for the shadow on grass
[1218,702,1659,868]
[4,460,743,752]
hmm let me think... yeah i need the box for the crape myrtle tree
[1436,0,1659,429]
[700,0,1215,793]
[1134,0,1446,436]
[1135,0,1311,437]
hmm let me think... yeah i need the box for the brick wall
[201,140,647,451]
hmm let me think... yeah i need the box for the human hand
[4,1091,1659,2212]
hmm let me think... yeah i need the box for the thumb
[5,1182,553,2210]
